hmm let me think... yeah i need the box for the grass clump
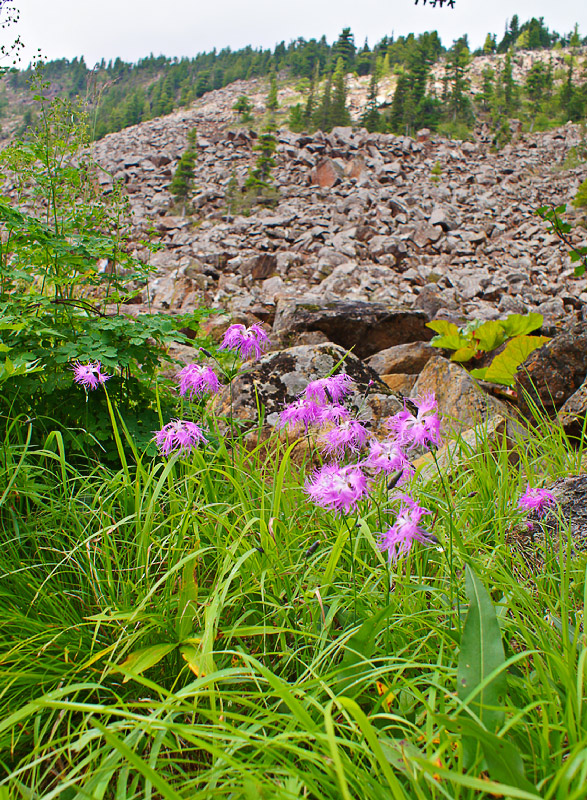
[1,323,586,799]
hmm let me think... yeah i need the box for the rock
[381,373,418,394]
[527,474,587,552]
[212,342,403,434]
[429,205,460,232]
[251,254,278,280]
[310,158,344,189]
[367,342,437,375]
[556,379,587,438]
[412,356,510,434]
[273,299,433,360]
[516,322,587,419]
[413,223,443,248]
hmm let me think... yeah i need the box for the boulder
[411,356,510,434]
[212,342,403,434]
[516,322,587,419]
[310,158,344,189]
[429,204,460,232]
[526,474,587,553]
[556,379,587,438]
[273,300,433,360]
[367,342,437,376]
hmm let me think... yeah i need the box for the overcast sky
[8,0,587,67]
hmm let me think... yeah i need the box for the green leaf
[427,320,468,351]
[116,643,177,682]
[483,335,550,386]
[468,367,487,380]
[500,313,543,338]
[472,320,507,352]
[457,566,506,733]
[450,346,477,363]
[437,715,540,796]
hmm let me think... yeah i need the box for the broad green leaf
[437,715,540,796]
[450,346,477,363]
[457,566,506,733]
[116,643,177,682]
[427,320,468,350]
[483,335,550,386]
[468,367,487,380]
[500,313,543,338]
[472,320,507,352]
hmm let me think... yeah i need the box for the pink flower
[518,485,555,518]
[305,463,369,515]
[72,361,111,390]
[154,419,207,457]
[386,394,441,451]
[176,364,221,399]
[363,439,413,478]
[317,404,351,425]
[278,398,323,431]
[303,374,354,404]
[378,496,433,563]
[219,323,269,361]
[318,419,369,456]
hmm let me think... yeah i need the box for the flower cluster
[154,419,207,457]
[220,323,269,362]
[72,361,111,390]
[279,372,438,561]
[176,364,221,399]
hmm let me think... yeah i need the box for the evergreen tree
[445,37,473,124]
[288,103,305,132]
[314,73,332,131]
[388,72,415,134]
[480,67,495,112]
[501,51,519,114]
[332,28,356,69]
[170,149,196,211]
[330,57,351,128]
[483,34,496,54]
[233,95,253,123]
[267,70,278,111]
[245,126,277,194]
[361,68,381,132]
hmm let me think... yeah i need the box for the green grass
[0,394,586,799]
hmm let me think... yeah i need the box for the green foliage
[0,76,210,458]
[169,147,196,207]
[536,203,587,276]
[233,94,253,123]
[573,178,587,209]
[427,314,549,386]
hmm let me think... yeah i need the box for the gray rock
[273,299,433,359]
[367,342,437,375]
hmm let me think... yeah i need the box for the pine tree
[361,68,381,132]
[332,28,356,70]
[445,37,473,124]
[303,62,319,129]
[233,95,253,123]
[314,73,332,131]
[288,103,305,132]
[330,57,351,128]
[170,149,196,211]
[267,70,278,111]
[245,126,277,195]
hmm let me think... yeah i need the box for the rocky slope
[91,78,587,339]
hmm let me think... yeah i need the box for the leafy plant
[536,203,587,276]
[427,313,550,386]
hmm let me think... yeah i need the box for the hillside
[82,75,587,357]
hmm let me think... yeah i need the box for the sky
[7,0,587,68]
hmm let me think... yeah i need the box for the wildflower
[278,398,322,431]
[176,364,221,399]
[518,485,555,518]
[363,438,413,478]
[303,374,354,404]
[219,323,269,361]
[154,419,206,457]
[318,419,369,456]
[317,404,351,425]
[305,463,369,515]
[378,496,434,563]
[386,394,441,450]
[72,361,111,390]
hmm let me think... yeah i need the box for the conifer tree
[267,70,278,111]
[170,149,196,212]
[361,68,381,132]
[330,57,351,128]
[245,125,277,196]
[314,73,332,131]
